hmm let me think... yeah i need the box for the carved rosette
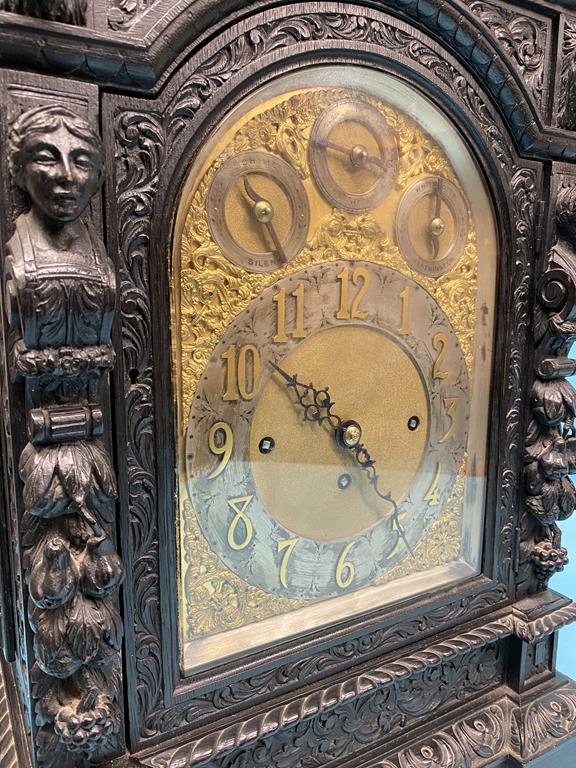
[3,106,123,766]
[525,180,576,588]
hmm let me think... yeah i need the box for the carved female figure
[5,105,115,354]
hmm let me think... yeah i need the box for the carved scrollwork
[468,2,547,109]
[511,682,576,760]
[525,179,576,589]
[3,105,123,766]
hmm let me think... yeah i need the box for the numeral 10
[222,344,261,401]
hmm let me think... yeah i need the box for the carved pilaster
[524,177,576,590]
[2,104,124,766]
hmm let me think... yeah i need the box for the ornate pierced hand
[270,361,414,557]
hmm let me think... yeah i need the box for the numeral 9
[207,422,233,478]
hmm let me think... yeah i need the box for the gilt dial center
[250,324,430,541]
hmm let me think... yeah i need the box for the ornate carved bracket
[525,179,576,589]
[2,105,123,766]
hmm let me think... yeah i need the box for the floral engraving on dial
[185,261,469,600]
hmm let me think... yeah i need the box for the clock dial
[206,151,310,273]
[396,176,469,276]
[172,65,497,671]
[186,262,468,599]
[308,99,398,211]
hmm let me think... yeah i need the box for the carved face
[19,124,100,223]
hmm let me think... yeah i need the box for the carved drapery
[524,179,576,589]
[2,105,123,767]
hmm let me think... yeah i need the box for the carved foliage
[469,2,547,109]
[3,105,123,766]
[511,682,576,759]
[524,179,576,589]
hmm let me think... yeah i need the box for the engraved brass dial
[395,176,468,277]
[308,99,398,212]
[206,151,310,273]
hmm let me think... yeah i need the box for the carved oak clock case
[1,1,576,768]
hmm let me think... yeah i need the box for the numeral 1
[222,344,261,401]
[424,463,441,507]
[273,284,307,343]
[227,495,254,550]
[277,537,299,588]
[336,265,370,320]
[398,286,410,335]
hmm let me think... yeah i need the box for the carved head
[8,105,103,224]
[556,182,576,243]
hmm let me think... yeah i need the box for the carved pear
[80,537,124,598]
[29,535,78,609]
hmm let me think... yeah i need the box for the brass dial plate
[206,151,310,273]
[172,67,497,670]
[395,176,469,277]
[308,99,398,212]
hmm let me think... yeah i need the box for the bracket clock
[1,1,576,767]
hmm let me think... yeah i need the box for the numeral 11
[273,284,307,343]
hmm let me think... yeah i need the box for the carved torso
[6,212,116,350]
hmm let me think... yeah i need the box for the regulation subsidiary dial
[308,99,398,212]
[206,151,310,273]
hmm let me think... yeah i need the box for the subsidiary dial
[206,151,310,273]
[395,176,469,277]
[308,99,398,212]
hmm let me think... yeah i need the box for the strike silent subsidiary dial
[308,99,398,212]
[395,175,469,277]
[206,151,310,273]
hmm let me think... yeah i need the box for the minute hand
[270,361,414,557]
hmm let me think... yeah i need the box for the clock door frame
[102,2,544,756]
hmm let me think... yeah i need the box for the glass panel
[171,66,498,674]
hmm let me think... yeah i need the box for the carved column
[2,104,124,766]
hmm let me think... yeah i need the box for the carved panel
[511,681,576,760]
[106,5,535,746]
[141,641,504,768]
[0,0,87,25]
[468,2,549,111]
